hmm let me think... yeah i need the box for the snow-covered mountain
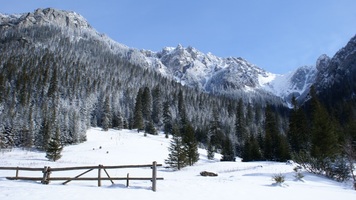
[141,44,319,104]
[0,8,149,66]
[1,8,354,105]
[314,35,356,92]
[142,45,273,92]
[262,65,317,103]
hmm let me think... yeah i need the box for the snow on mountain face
[0,8,151,67]
[142,45,277,95]
[315,35,356,90]
[262,66,317,103]
[141,44,320,104]
[0,8,320,104]
[0,8,91,32]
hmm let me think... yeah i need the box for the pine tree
[102,96,111,131]
[235,98,246,156]
[70,110,80,144]
[151,85,162,125]
[264,104,289,161]
[39,115,51,150]
[141,87,152,122]
[310,89,339,159]
[112,109,123,130]
[221,136,236,161]
[209,105,224,150]
[47,67,58,99]
[133,89,144,132]
[165,125,187,170]
[46,127,63,162]
[178,90,188,128]
[207,140,215,160]
[275,134,291,162]
[293,87,341,178]
[145,120,157,135]
[288,96,310,153]
[182,123,199,166]
[242,135,262,162]
[249,140,262,161]
[163,100,172,138]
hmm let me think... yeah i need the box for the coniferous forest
[0,9,355,180]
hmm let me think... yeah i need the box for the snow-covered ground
[0,128,355,200]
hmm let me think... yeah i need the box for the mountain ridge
[1,8,356,168]
[0,8,314,104]
[1,8,354,106]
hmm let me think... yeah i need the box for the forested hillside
[0,9,355,181]
[0,9,288,157]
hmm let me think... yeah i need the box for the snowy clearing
[0,128,355,200]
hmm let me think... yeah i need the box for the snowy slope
[0,8,150,68]
[1,128,355,200]
[142,45,273,93]
[4,8,355,105]
[0,8,319,104]
[261,66,317,103]
[141,44,321,104]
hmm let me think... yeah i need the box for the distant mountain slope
[315,35,356,100]
[1,8,355,107]
[4,8,285,149]
[262,65,317,104]
[142,45,271,93]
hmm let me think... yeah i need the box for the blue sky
[1,0,356,74]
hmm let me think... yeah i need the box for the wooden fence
[0,161,163,191]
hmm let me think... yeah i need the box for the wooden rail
[1,162,163,191]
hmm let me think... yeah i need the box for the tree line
[0,21,355,182]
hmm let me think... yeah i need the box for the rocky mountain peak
[1,8,91,31]
[316,54,330,72]
[2,8,354,106]
[314,34,356,94]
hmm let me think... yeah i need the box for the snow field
[0,128,355,200]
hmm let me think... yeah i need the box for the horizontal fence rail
[1,161,163,191]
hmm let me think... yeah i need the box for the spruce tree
[151,85,162,125]
[310,90,339,159]
[221,136,236,161]
[288,96,309,153]
[250,137,262,161]
[178,90,188,128]
[293,87,341,178]
[112,109,123,130]
[207,140,215,160]
[163,100,172,138]
[182,123,199,166]
[141,87,152,122]
[264,104,290,161]
[46,127,63,162]
[235,98,246,156]
[209,105,224,150]
[47,67,58,99]
[275,134,291,162]
[133,89,144,132]
[102,96,111,131]
[39,115,51,150]
[165,125,187,170]
[145,120,157,135]
[242,135,262,162]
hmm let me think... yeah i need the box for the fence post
[41,166,49,184]
[47,167,51,184]
[152,161,157,192]
[98,165,102,187]
[126,173,129,187]
[15,167,19,180]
